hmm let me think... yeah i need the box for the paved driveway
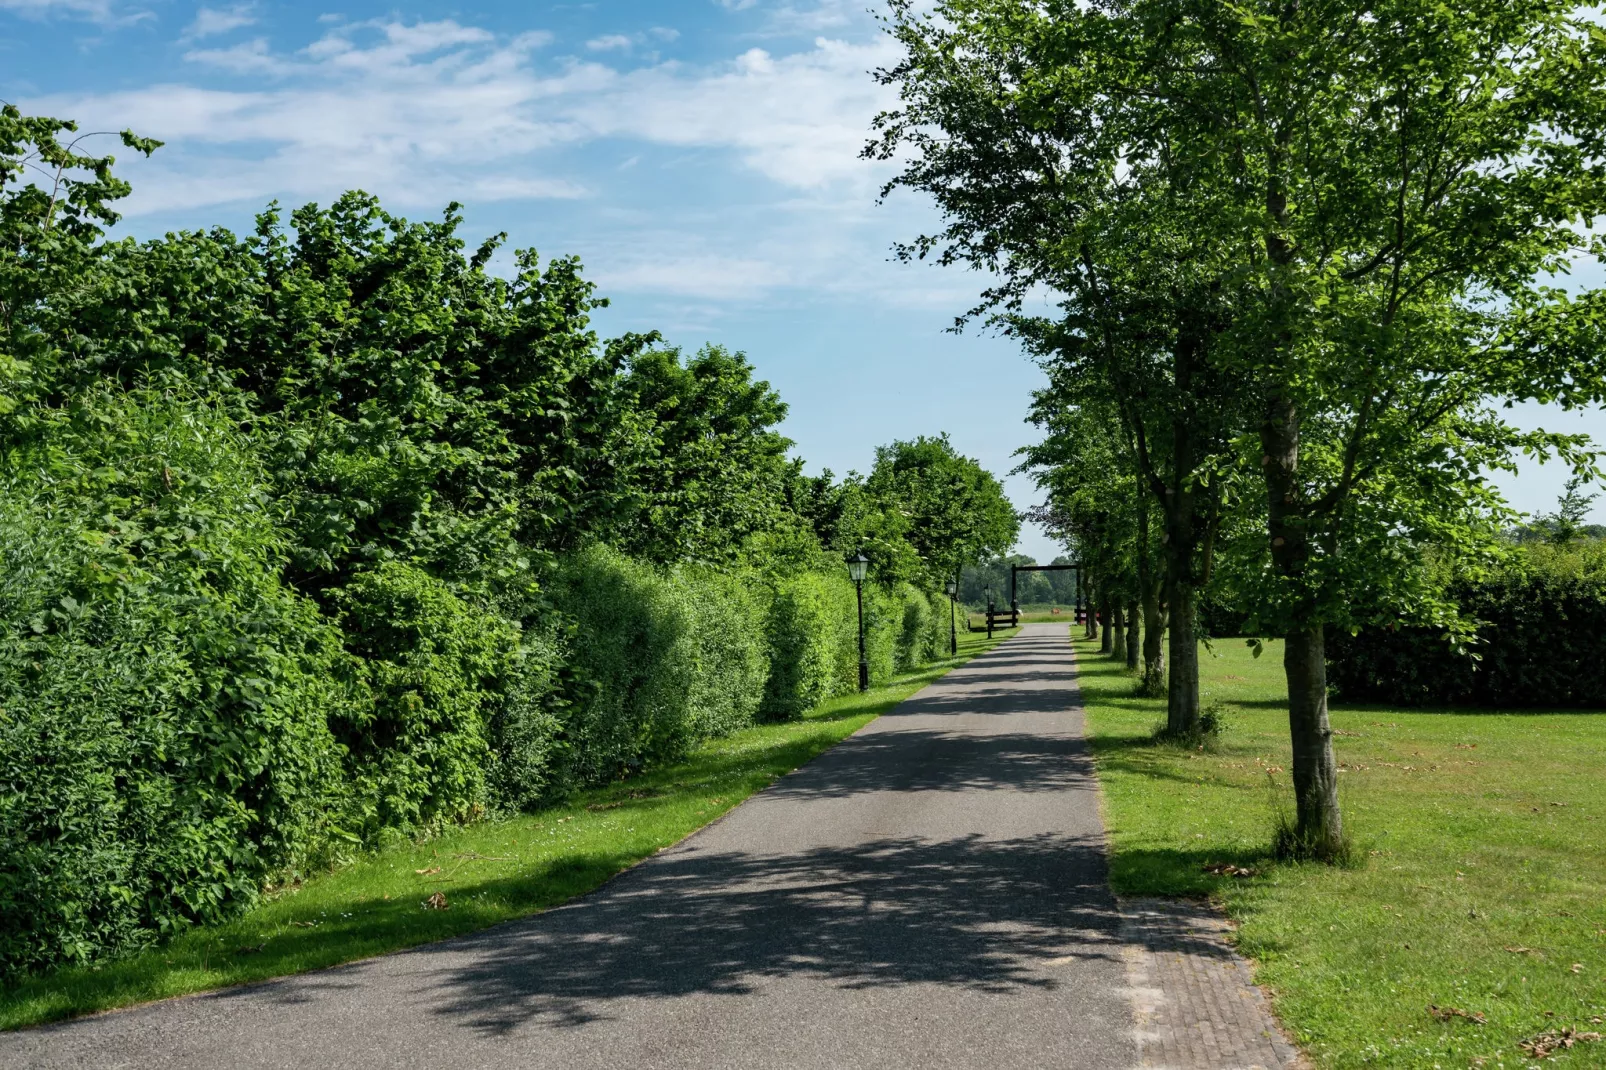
[0,624,1190,1069]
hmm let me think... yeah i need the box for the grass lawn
[1075,635,1606,1069]
[0,627,1018,1032]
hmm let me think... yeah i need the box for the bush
[677,566,767,738]
[545,545,701,786]
[895,583,934,671]
[0,391,353,980]
[863,585,899,686]
[1328,546,1606,707]
[331,563,519,837]
[484,625,570,815]
[762,571,854,720]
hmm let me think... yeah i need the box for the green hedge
[1328,556,1606,707]
[0,393,354,978]
[2,509,949,980]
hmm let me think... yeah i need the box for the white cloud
[182,3,254,41]
[586,33,633,51]
[26,15,919,303]
[0,0,122,21]
[598,255,793,299]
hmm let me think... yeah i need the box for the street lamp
[848,551,870,691]
[945,576,958,655]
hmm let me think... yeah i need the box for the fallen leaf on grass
[422,892,449,911]
[414,867,441,876]
[1571,963,1585,973]
[1505,946,1539,955]
[1428,1004,1487,1025]
[1518,1028,1602,1059]
[1202,862,1258,878]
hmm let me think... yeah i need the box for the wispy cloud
[182,3,254,41]
[585,33,633,51]
[0,0,124,23]
[25,14,923,302]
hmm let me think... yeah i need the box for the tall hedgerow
[0,389,354,980]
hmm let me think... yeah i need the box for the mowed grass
[1075,636,1606,1069]
[0,628,1018,1032]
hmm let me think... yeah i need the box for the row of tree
[870,0,1606,858]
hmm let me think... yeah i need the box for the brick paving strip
[1119,897,1308,1069]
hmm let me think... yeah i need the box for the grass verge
[1076,636,1606,1069]
[1,627,1018,1031]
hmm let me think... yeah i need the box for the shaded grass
[0,627,1018,1031]
[1076,636,1606,1069]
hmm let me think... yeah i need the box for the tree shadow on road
[417,832,1126,1036]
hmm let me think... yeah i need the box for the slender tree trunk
[1099,591,1114,653]
[1263,384,1344,856]
[1125,600,1140,670]
[1284,624,1342,851]
[1110,603,1126,661]
[1166,580,1199,735]
[1135,493,1165,694]
[1160,330,1204,736]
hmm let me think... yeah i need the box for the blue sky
[4,0,1602,558]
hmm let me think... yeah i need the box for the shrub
[331,563,519,838]
[545,545,700,786]
[895,583,934,671]
[1327,546,1606,707]
[864,585,899,685]
[677,565,767,738]
[762,571,853,720]
[0,391,353,980]
[484,624,570,815]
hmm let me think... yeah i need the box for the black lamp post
[945,576,958,655]
[848,551,870,691]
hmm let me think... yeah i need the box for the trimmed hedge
[1328,563,1606,708]
[2,518,948,980]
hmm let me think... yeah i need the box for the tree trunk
[1159,329,1204,736]
[1284,624,1342,854]
[1099,592,1114,653]
[1110,603,1126,661]
[1166,580,1199,736]
[1125,600,1140,670]
[1135,493,1165,694]
[1263,382,1344,857]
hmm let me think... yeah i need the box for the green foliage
[1328,542,1606,708]
[761,571,856,721]
[894,583,934,671]
[331,563,519,838]
[0,103,987,986]
[483,626,569,816]
[0,389,351,981]
[676,565,768,738]
[545,545,700,786]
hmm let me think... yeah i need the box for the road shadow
[416,831,1125,1036]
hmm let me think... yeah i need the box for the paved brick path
[1,623,1303,1070]
[1121,898,1306,1069]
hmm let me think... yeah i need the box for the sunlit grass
[0,627,1017,1031]
[1077,636,1606,1068]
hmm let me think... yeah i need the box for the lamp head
[847,551,870,584]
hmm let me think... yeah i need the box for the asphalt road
[3,622,1139,1070]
